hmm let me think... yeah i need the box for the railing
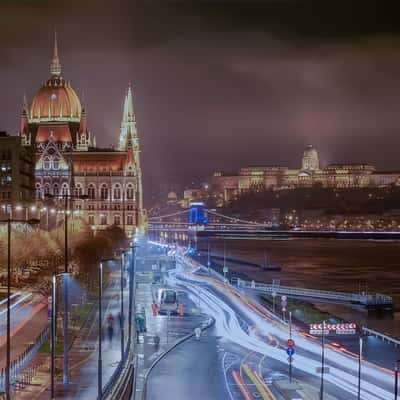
[236,279,393,306]
[0,325,49,393]
[362,327,400,347]
[102,336,133,399]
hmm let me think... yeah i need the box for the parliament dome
[30,32,81,123]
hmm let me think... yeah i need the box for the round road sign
[286,347,295,357]
[286,339,295,348]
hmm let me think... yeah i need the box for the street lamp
[128,239,138,344]
[45,192,88,385]
[358,335,363,400]
[395,359,400,400]
[0,217,40,400]
[51,272,70,400]
[98,261,104,399]
[120,252,125,360]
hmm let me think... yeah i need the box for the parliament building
[15,34,144,236]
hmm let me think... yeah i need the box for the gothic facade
[19,34,144,236]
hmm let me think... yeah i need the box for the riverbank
[196,237,400,337]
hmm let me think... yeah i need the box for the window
[100,184,108,200]
[35,184,42,199]
[88,215,95,225]
[126,185,134,200]
[53,158,59,170]
[127,215,133,225]
[113,185,121,200]
[88,204,95,211]
[114,215,121,225]
[62,184,69,196]
[44,184,50,196]
[53,184,59,196]
[74,185,83,198]
[43,157,50,170]
[127,204,134,211]
[88,184,96,200]
[100,214,107,225]
[113,204,121,210]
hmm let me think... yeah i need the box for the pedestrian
[107,313,114,346]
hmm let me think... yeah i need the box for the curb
[140,316,215,400]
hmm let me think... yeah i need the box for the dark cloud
[1,1,400,202]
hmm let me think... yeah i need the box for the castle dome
[302,145,320,171]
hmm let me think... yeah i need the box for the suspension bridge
[147,203,400,240]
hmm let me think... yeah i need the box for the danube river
[199,237,400,337]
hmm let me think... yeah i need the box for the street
[162,253,394,400]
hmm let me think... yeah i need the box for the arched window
[100,184,108,200]
[43,157,50,170]
[88,184,96,200]
[113,184,121,200]
[35,183,42,199]
[53,158,59,170]
[62,183,69,196]
[74,184,83,198]
[126,184,134,200]
[53,183,59,196]
[44,184,51,196]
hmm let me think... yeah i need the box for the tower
[301,145,320,171]
[119,85,144,227]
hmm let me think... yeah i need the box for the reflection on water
[201,238,400,337]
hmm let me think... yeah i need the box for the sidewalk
[134,255,208,400]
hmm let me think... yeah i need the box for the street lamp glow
[50,208,56,214]
[30,206,37,212]
[15,205,22,211]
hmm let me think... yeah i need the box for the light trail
[167,263,393,400]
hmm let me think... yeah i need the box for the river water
[198,237,400,338]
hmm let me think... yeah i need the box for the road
[165,251,394,400]
[146,325,227,400]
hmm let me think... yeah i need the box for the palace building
[17,34,144,235]
[211,145,400,205]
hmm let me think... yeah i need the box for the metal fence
[0,325,49,393]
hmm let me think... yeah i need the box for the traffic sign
[286,339,295,348]
[281,295,287,301]
[286,347,295,356]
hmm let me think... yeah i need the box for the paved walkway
[134,253,208,400]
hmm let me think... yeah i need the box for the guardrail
[102,337,135,400]
[235,279,393,307]
[0,325,49,392]
[362,327,400,347]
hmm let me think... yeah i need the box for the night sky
[1,1,400,203]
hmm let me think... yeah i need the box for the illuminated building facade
[212,145,400,204]
[17,34,144,235]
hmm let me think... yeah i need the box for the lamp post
[51,272,70,400]
[98,262,103,399]
[319,320,326,400]
[120,252,125,360]
[0,217,39,400]
[45,192,88,385]
[207,239,211,274]
[128,239,137,343]
[395,359,400,400]
[358,335,363,400]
